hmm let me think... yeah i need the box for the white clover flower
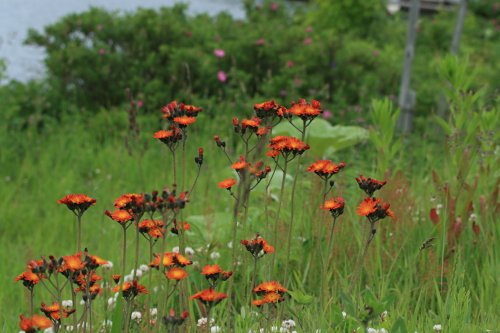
[124,274,133,282]
[172,246,180,253]
[342,311,347,319]
[210,326,222,332]
[379,329,388,333]
[433,324,442,331]
[140,264,149,272]
[131,311,142,322]
[102,261,113,269]
[436,203,443,210]
[367,328,377,333]
[185,247,195,256]
[469,213,477,222]
[227,241,233,248]
[79,300,86,306]
[62,300,73,308]
[210,252,220,260]
[150,308,158,317]
[197,317,215,327]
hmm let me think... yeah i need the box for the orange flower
[262,292,284,304]
[252,299,266,307]
[307,160,345,179]
[40,302,75,321]
[138,219,164,239]
[256,126,270,137]
[105,209,133,224]
[355,175,386,197]
[58,194,96,214]
[201,264,222,276]
[218,178,237,190]
[174,116,196,127]
[15,270,40,289]
[268,136,309,156]
[114,193,144,210]
[241,117,262,130]
[171,220,190,235]
[153,127,183,145]
[166,267,188,281]
[19,314,52,331]
[190,288,227,304]
[112,274,121,284]
[231,155,249,171]
[88,255,109,267]
[113,280,148,299]
[287,99,322,120]
[182,104,202,115]
[149,252,175,269]
[173,253,192,267]
[253,281,287,295]
[321,196,345,218]
[241,234,274,258]
[60,253,84,272]
[357,197,395,222]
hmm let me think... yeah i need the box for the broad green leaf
[273,119,369,157]
[288,289,315,305]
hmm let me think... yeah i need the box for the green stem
[77,214,82,252]
[270,160,288,277]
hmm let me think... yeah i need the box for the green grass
[1,106,499,333]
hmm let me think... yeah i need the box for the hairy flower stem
[270,160,288,277]
[349,221,377,293]
[70,277,77,333]
[146,241,154,333]
[250,255,258,307]
[120,225,128,331]
[29,289,34,317]
[321,216,338,310]
[132,217,141,281]
[76,214,82,252]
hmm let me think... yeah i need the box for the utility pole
[398,0,420,133]
[438,0,468,117]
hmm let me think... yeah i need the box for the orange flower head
[173,116,196,127]
[218,178,237,190]
[355,175,387,197]
[253,281,287,295]
[181,103,202,115]
[112,274,121,284]
[254,100,284,119]
[307,160,345,179]
[174,253,192,267]
[114,193,144,211]
[58,194,96,215]
[60,253,84,273]
[231,155,249,171]
[321,196,345,218]
[252,299,265,307]
[241,234,274,258]
[153,126,183,145]
[241,117,262,130]
[190,288,227,305]
[105,209,133,224]
[357,197,395,222]
[268,136,309,157]
[16,270,40,289]
[19,314,52,332]
[256,126,270,137]
[113,280,148,299]
[166,267,188,281]
[149,252,175,269]
[287,99,322,120]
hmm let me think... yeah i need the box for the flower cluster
[267,136,309,160]
[241,234,275,259]
[113,280,148,300]
[252,281,287,307]
[201,264,233,287]
[307,160,345,180]
[287,99,322,121]
[57,194,96,216]
[322,196,346,219]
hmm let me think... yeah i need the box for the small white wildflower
[44,328,54,333]
[140,264,149,272]
[342,311,347,319]
[153,286,159,293]
[185,246,195,256]
[227,241,233,248]
[172,246,180,253]
[281,319,296,329]
[297,236,306,243]
[131,311,142,322]
[102,261,113,269]
[62,300,73,307]
[367,328,377,333]
[80,300,86,305]
[114,292,119,299]
[124,274,133,282]
[210,326,222,333]
[102,319,112,327]
[469,213,477,222]
[436,203,443,210]
[130,269,142,278]
[379,329,388,333]
[150,308,158,317]
[433,324,442,331]
[380,310,388,321]
[66,326,74,331]
[210,252,220,260]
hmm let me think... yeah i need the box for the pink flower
[287,60,294,68]
[303,37,312,45]
[322,110,332,120]
[217,71,227,83]
[99,48,106,55]
[305,26,313,33]
[214,49,225,58]
[270,2,279,11]
[255,38,266,46]
[136,100,144,108]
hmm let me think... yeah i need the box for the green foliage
[369,98,402,175]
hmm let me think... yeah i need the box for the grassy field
[1,93,499,333]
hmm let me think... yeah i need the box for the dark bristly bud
[329,180,335,187]
[195,147,204,166]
